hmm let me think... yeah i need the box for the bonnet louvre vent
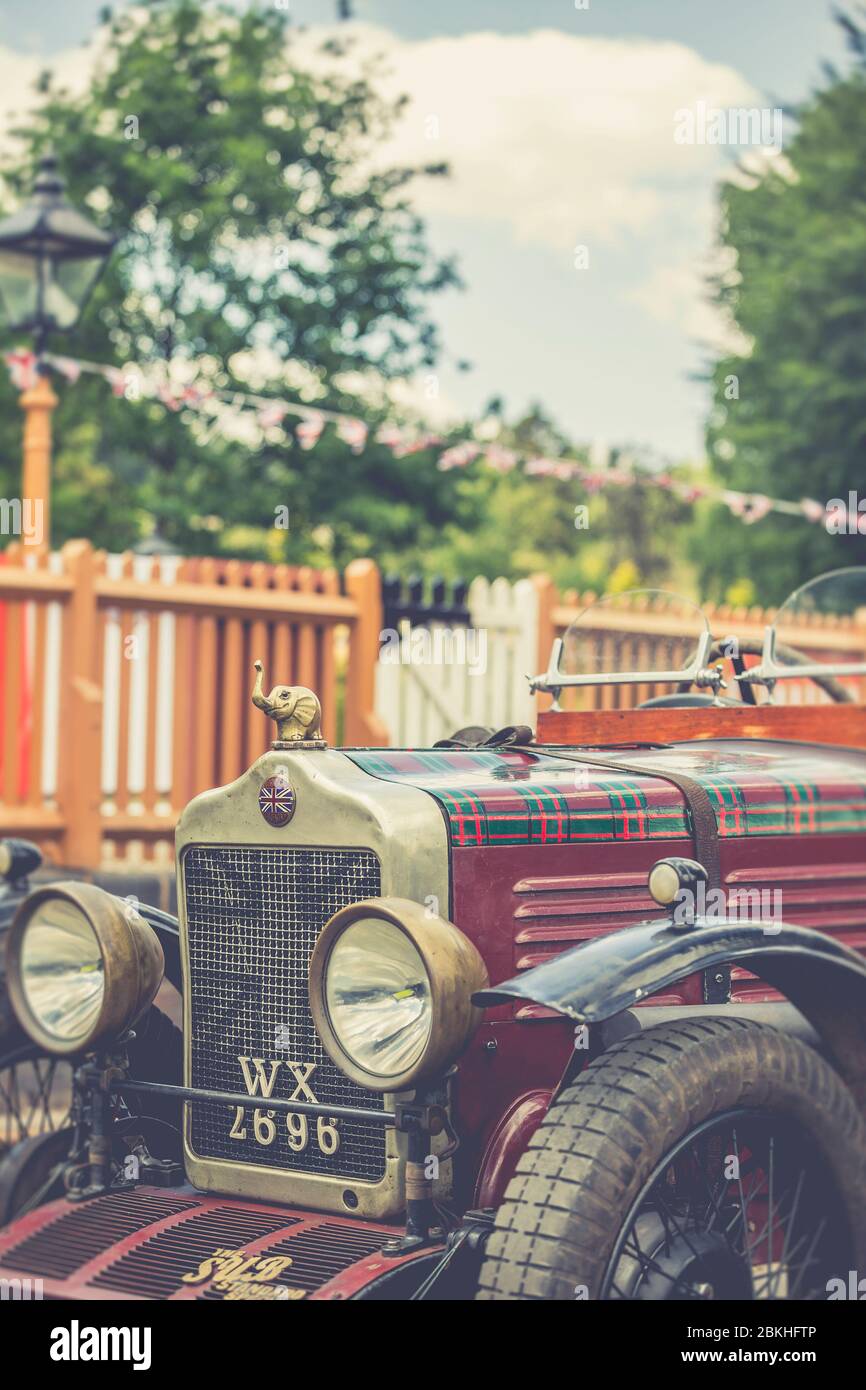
[90,1206,298,1298]
[2,1191,197,1278]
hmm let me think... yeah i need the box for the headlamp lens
[324,917,432,1079]
[20,897,105,1044]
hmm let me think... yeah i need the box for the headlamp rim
[309,896,488,1093]
[5,881,163,1056]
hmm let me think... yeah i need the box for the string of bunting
[3,347,849,531]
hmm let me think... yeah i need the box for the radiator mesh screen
[183,846,385,1182]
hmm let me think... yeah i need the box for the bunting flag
[374,423,407,450]
[3,349,38,390]
[801,498,827,524]
[2,346,851,534]
[156,382,183,412]
[50,354,82,384]
[105,366,127,397]
[335,416,368,453]
[257,402,288,430]
[296,413,325,449]
[723,491,774,525]
[484,444,519,474]
[437,441,480,470]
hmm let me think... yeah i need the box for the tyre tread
[477,1019,866,1300]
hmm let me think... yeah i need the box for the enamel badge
[258,774,296,827]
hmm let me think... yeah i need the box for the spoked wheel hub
[602,1107,850,1301]
[0,1046,73,1151]
[616,1213,754,1300]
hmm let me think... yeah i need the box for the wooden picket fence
[374,574,866,740]
[374,576,541,745]
[542,580,866,711]
[2,546,865,870]
[0,542,385,867]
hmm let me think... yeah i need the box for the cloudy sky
[0,1,850,457]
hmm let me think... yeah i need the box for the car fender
[137,902,182,993]
[473,917,866,1107]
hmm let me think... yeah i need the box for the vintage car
[0,567,865,1302]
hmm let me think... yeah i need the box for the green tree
[0,0,468,561]
[418,405,692,593]
[695,4,866,604]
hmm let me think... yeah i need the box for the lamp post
[0,150,115,546]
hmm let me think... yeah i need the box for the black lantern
[0,150,115,353]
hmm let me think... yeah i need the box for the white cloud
[294,24,757,249]
[0,18,764,442]
[628,260,752,356]
[0,40,97,182]
[0,21,758,276]
[289,23,761,364]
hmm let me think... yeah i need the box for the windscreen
[559,589,710,682]
[767,567,866,703]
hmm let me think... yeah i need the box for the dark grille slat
[91,1206,298,1297]
[2,1192,197,1278]
[184,846,386,1181]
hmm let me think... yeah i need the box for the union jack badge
[258,774,296,827]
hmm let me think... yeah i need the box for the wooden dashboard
[537,703,866,750]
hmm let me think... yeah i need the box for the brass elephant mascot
[251,661,323,743]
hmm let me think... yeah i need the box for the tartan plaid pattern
[347,745,866,848]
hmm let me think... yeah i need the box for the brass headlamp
[6,882,164,1055]
[309,897,488,1093]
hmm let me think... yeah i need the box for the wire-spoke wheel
[478,1019,866,1301]
[602,1110,848,1300]
[0,1004,182,1161]
[0,1044,73,1150]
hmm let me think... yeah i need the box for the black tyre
[0,1129,73,1224]
[478,1018,866,1301]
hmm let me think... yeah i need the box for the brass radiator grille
[183,845,385,1182]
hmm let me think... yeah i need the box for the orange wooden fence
[533,577,866,712]
[2,547,865,870]
[0,542,387,868]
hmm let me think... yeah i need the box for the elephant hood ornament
[251,661,326,748]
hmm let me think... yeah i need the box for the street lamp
[0,150,115,353]
[0,150,115,546]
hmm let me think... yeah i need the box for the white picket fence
[374,576,540,745]
[15,550,182,804]
[372,575,866,744]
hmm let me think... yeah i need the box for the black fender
[137,903,182,994]
[473,917,866,1107]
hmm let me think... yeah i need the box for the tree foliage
[694,4,866,603]
[0,0,761,599]
[0,0,468,563]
